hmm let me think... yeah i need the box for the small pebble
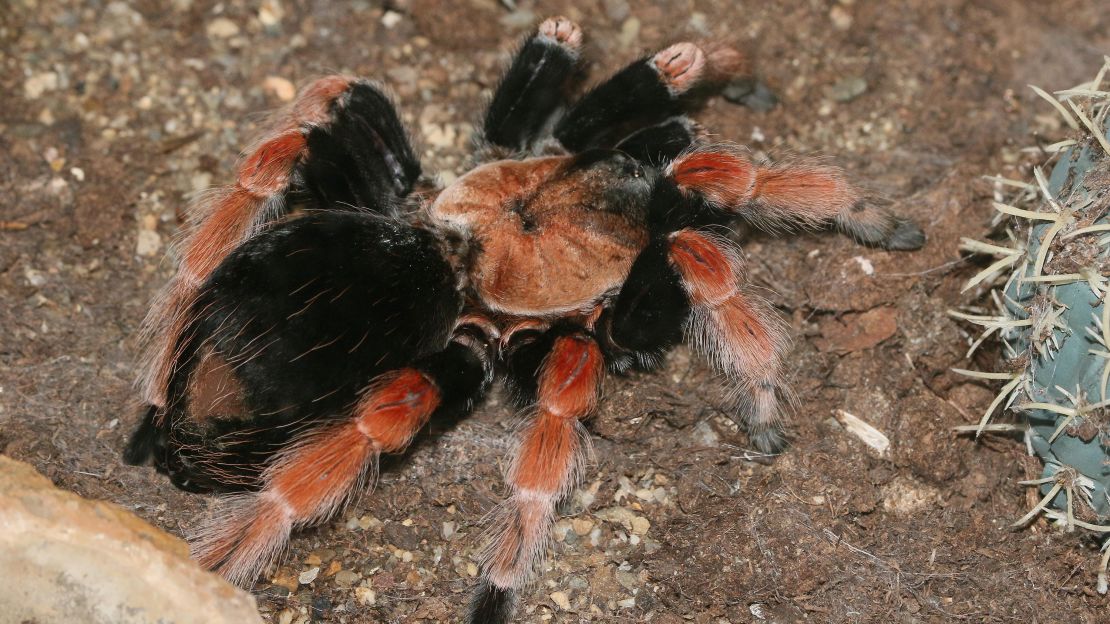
[334,570,360,587]
[206,17,240,39]
[830,5,853,30]
[263,76,296,102]
[190,173,212,192]
[827,76,868,102]
[24,268,46,288]
[550,591,572,610]
[258,0,284,27]
[136,230,161,257]
[630,516,650,535]
[298,566,320,585]
[24,72,58,99]
[722,79,779,112]
[571,518,594,536]
[354,587,376,606]
[271,568,299,593]
[381,10,402,29]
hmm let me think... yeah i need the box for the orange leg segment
[481,333,603,591]
[667,146,923,250]
[668,229,792,453]
[190,368,439,585]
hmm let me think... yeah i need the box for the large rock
[0,455,262,624]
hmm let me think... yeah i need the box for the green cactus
[954,61,1110,591]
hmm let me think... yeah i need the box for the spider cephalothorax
[123,17,924,623]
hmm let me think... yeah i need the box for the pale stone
[263,76,296,102]
[24,72,58,99]
[381,10,402,29]
[206,17,240,39]
[354,586,376,605]
[571,518,594,536]
[298,566,320,585]
[549,591,572,610]
[136,229,162,256]
[0,456,261,624]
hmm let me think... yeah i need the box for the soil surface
[3,1,1110,622]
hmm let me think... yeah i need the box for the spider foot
[538,16,582,51]
[883,216,927,251]
[747,425,788,456]
[653,42,707,94]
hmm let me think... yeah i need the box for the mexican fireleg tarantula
[123,17,923,623]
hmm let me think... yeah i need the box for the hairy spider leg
[136,77,422,419]
[667,229,793,453]
[127,213,461,493]
[664,145,926,250]
[190,340,488,586]
[469,332,604,624]
[600,229,792,453]
[299,81,422,211]
[554,41,748,152]
[483,16,584,152]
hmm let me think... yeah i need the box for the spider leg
[469,330,604,624]
[600,238,690,371]
[614,116,701,166]
[128,212,462,492]
[554,42,746,152]
[482,16,584,152]
[299,80,421,211]
[602,229,792,453]
[136,77,421,415]
[657,144,926,250]
[190,338,490,586]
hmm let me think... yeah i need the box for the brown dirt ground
[3,1,1110,622]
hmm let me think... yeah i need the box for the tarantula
[123,17,923,623]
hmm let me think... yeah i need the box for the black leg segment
[300,82,421,213]
[555,41,719,152]
[483,17,583,152]
[600,237,691,371]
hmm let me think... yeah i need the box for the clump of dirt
[3,1,1110,622]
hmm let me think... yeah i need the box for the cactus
[954,58,1110,591]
